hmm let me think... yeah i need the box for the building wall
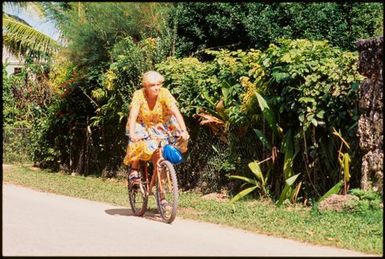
[2,47,25,75]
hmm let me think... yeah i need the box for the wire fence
[3,127,32,164]
[2,124,267,193]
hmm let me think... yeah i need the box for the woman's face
[144,78,162,98]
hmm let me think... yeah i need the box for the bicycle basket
[163,144,183,165]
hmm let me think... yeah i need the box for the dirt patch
[2,164,38,171]
[319,194,359,212]
[201,192,229,202]
[2,164,14,172]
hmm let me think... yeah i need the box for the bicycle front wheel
[128,171,148,216]
[155,160,179,223]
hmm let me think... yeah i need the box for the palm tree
[2,2,61,61]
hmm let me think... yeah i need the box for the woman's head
[142,71,164,98]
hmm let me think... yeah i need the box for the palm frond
[3,13,60,60]
[3,2,44,17]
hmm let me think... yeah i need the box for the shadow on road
[105,208,133,216]
[105,208,165,223]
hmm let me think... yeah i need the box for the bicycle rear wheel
[128,169,148,216]
[155,160,179,223]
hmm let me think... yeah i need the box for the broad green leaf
[248,161,263,182]
[254,91,283,135]
[277,185,292,206]
[254,91,269,112]
[228,175,259,186]
[282,130,298,179]
[299,97,316,103]
[281,53,292,63]
[271,72,290,83]
[221,81,231,105]
[221,87,229,105]
[230,186,258,203]
[285,173,300,186]
[319,180,343,202]
[316,110,325,119]
[253,129,272,150]
[299,113,304,122]
[343,153,351,182]
[201,90,216,107]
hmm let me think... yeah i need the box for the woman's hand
[180,130,190,140]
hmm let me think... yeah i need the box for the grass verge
[3,164,383,255]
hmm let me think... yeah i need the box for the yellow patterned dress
[123,87,188,166]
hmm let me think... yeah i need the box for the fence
[2,127,32,164]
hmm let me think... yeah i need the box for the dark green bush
[157,39,364,200]
[171,2,383,57]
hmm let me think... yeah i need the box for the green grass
[3,164,383,255]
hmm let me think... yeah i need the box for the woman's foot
[160,199,172,211]
[128,170,141,186]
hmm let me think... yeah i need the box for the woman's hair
[142,71,164,85]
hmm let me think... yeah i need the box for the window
[13,67,22,74]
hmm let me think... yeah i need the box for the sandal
[128,169,141,186]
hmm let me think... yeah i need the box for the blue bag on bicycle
[163,144,183,165]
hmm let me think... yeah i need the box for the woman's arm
[169,103,189,139]
[127,104,140,142]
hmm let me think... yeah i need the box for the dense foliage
[157,39,364,200]
[171,2,383,57]
[20,3,174,174]
[3,61,52,163]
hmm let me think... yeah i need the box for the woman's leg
[129,160,141,185]
[151,149,161,175]
[151,149,170,209]
[131,160,140,171]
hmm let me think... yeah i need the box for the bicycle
[127,138,181,224]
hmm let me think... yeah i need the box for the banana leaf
[276,173,300,206]
[254,129,272,150]
[228,175,259,186]
[230,186,258,203]
[248,161,264,184]
[318,180,343,202]
[254,91,283,136]
[282,129,298,179]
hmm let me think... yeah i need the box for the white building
[2,46,25,76]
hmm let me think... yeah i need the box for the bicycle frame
[128,136,181,223]
[141,148,167,197]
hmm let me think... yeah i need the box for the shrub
[157,38,364,201]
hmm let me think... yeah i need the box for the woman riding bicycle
[123,71,189,190]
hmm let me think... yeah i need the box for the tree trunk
[356,36,383,194]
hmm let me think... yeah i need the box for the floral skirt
[123,116,188,166]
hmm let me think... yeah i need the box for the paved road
[2,183,375,256]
